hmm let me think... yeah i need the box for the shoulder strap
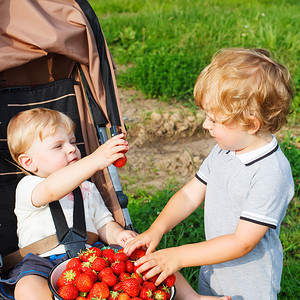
[49,186,88,258]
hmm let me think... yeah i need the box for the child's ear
[247,116,261,134]
[18,153,37,173]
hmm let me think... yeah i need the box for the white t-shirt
[15,175,114,257]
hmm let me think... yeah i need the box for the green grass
[88,0,299,298]
[90,0,300,117]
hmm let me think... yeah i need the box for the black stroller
[0,0,134,298]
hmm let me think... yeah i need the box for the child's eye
[54,144,62,149]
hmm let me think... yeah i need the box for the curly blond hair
[194,48,294,133]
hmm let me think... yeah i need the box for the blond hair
[194,48,294,133]
[7,108,75,164]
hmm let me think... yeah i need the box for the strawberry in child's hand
[57,269,80,288]
[58,284,79,300]
[87,282,110,299]
[75,273,94,293]
[121,278,142,297]
[113,155,127,168]
[129,248,146,260]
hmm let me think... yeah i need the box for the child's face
[25,124,81,177]
[202,110,256,154]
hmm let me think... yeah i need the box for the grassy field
[89,0,300,298]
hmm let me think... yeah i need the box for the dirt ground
[117,88,216,192]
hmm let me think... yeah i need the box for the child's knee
[15,275,52,300]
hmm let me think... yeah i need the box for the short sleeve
[85,182,114,231]
[196,144,222,185]
[15,175,45,212]
[240,172,294,229]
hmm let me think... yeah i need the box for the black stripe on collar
[245,143,279,166]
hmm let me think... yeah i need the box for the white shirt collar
[228,135,278,165]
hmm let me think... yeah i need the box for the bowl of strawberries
[48,246,176,300]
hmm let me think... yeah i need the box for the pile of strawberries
[54,246,176,300]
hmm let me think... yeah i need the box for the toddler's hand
[134,247,182,286]
[116,229,138,248]
[124,227,162,256]
[92,133,129,170]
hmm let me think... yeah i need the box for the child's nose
[67,143,76,154]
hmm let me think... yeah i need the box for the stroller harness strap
[49,187,88,258]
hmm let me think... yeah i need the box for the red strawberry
[76,297,87,300]
[148,274,159,284]
[153,290,167,300]
[75,273,93,293]
[66,257,82,271]
[129,248,146,260]
[114,252,128,262]
[79,249,93,262]
[83,269,98,283]
[80,261,92,273]
[102,273,118,287]
[111,260,126,275]
[108,291,120,300]
[88,246,102,257]
[113,155,127,168]
[57,269,80,288]
[121,278,141,297]
[112,281,123,292]
[125,260,134,273]
[157,285,171,300]
[102,248,116,263]
[58,284,79,300]
[98,266,114,281]
[140,287,153,299]
[118,272,130,282]
[118,292,131,300]
[91,256,109,272]
[142,281,156,292]
[131,298,143,300]
[87,282,110,299]
[131,272,144,285]
[163,274,176,288]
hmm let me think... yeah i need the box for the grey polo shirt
[196,136,294,299]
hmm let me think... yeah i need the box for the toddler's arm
[124,177,207,256]
[31,134,128,207]
[135,219,269,286]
